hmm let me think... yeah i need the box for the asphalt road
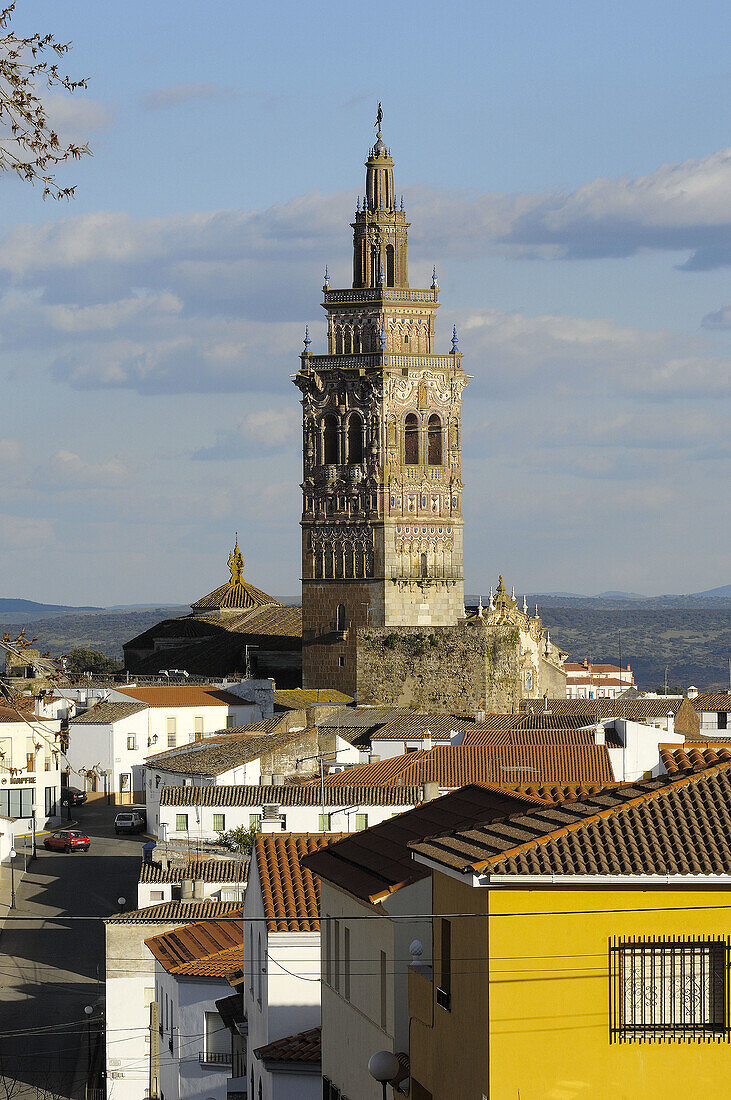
[0,802,146,1100]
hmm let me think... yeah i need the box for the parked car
[60,787,87,807]
[44,830,90,852]
[114,811,146,835]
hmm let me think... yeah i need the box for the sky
[0,0,729,605]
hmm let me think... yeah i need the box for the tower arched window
[386,245,395,287]
[336,603,346,632]
[428,414,443,466]
[334,327,343,355]
[347,413,363,464]
[404,413,419,465]
[323,415,339,465]
[343,328,352,354]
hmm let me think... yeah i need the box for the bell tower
[295,108,469,694]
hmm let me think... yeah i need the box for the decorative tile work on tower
[295,109,468,693]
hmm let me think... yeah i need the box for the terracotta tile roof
[105,900,242,924]
[522,697,680,719]
[315,706,406,729]
[145,911,243,977]
[303,784,547,905]
[691,693,731,712]
[160,783,422,807]
[191,576,280,612]
[0,702,36,723]
[371,713,473,741]
[254,1026,321,1066]
[217,604,302,637]
[254,833,349,933]
[275,688,352,709]
[139,858,247,884]
[215,991,244,1032]
[410,764,731,877]
[463,727,598,747]
[504,781,620,802]
[118,685,248,708]
[146,728,301,776]
[660,744,731,775]
[70,700,147,724]
[318,744,614,789]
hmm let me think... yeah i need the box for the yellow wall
[410,873,731,1100]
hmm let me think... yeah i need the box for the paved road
[0,802,146,1100]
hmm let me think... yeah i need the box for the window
[347,414,363,464]
[213,813,225,832]
[194,716,204,736]
[323,415,339,464]
[336,603,346,632]
[26,752,35,772]
[166,717,176,748]
[150,890,164,902]
[404,413,419,465]
[319,813,332,831]
[44,756,51,772]
[249,813,259,828]
[386,243,395,286]
[437,918,451,1010]
[339,656,345,667]
[226,715,236,729]
[0,788,34,817]
[427,414,442,465]
[610,937,729,1041]
[127,734,136,751]
[380,950,387,1028]
[355,814,368,831]
[719,712,728,730]
[344,927,351,1001]
[175,813,188,832]
[204,1011,229,1059]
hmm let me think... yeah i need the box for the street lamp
[84,1004,94,1081]
[368,1050,400,1100]
[30,803,37,860]
[8,847,16,909]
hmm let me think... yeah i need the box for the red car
[43,830,90,853]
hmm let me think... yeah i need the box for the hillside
[0,607,187,659]
[0,598,103,623]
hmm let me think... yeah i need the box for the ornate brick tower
[295,109,469,694]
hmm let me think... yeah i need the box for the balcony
[199,1051,232,1067]
[323,287,439,304]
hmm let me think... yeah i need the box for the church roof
[190,536,281,613]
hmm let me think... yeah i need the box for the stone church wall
[356,622,523,712]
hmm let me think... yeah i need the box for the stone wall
[356,621,524,712]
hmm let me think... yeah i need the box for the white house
[244,833,339,1100]
[564,659,636,699]
[155,782,423,844]
[137,855,247,908]
[0,702,63,849]
[687,688,731,735]
[146,911,244,1100]
[67,685,264,803]
[105,898,242,1100]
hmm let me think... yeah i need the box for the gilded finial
[228,535,245,586]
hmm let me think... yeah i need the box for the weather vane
[375,102,383,134]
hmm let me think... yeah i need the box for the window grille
[609,936,730,1042]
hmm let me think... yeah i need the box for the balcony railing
[323,287,438,304]
[199,1051,232,1066]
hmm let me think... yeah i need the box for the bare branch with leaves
[0,1,90,198]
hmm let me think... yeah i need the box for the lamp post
[368,1050,400,1100]
[8,847,16,909]
[30,803,37,860]
[84,1005,94,1081]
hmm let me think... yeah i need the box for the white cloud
[0,514,55,550]
[43,451,128,490]
[193,408,300,460]
[44,94,113,135]
[140,83,233,110]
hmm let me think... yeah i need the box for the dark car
[60,787,87,807]
[44,830,90,852]
[114,811,146,835]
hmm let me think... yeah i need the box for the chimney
[180,878,194,900]
[594,724,605,746]
[260,773,272,786]
[421,781,439,803]
[271,773,284,786]
[686,686,698,700]
[422,732,432,751]
[474,709,486,723]
[193,879,205,900]
[666,712,675,735]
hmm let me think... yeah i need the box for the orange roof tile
[660,743,731,775]
[254,1026,321,1065]
[254,833,349,933]
[117,685,247,708]
[145,911,242,978]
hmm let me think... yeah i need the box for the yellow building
[408,762,731,1099]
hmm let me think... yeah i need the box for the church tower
[295,109,469,694]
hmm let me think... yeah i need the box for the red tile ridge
[462,760,731,875]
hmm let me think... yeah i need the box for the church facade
[295,115,468,695]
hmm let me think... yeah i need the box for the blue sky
[1,0,729,604]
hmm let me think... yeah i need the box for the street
[0,802,147,1100]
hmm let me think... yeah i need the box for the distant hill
[0,598,102,623]
[0,607,188,658]
[691,585,731,599]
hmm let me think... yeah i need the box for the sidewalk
[0,819,78,935]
